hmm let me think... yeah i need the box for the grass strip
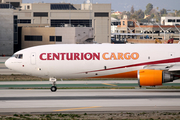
[0,83,140,88]
[1,111,180,120]
[0,75,137,81]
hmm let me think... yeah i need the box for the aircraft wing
[143,64,180,72]
[143,65,173,71]
[168,65,180,71]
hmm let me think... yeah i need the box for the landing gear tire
[51,86,57,92]
[49,77,57,92]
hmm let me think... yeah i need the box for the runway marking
[103,83,117,86]
[111,89,117,90]
[54,106,101,111]
[26,89,33,90]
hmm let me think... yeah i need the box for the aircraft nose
[5,58,11,69]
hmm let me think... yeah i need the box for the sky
[23,0,180,12]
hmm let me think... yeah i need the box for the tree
[174,10,180,16]
[175,10,177,16]
[154,13,161,22]
[150,8,157,15]
[150,14,155,19]
[176,10,180,16]
[134,9,144,20]
[145,3,153,15]
[130,14,137,19]
[166,12,175,17]
[130,5,134,14]
[160,8,167,16]
[126,11,131,18]
[156,7,159,11]
[111,15,120,20]
[121,11,131,19]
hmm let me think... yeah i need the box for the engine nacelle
[138,69,174,87]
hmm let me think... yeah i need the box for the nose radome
[5,58,11,69]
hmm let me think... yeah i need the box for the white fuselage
[5,44,180,79]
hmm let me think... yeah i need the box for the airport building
[0,0,111,55]
[161,17,180,26]
[113,16,180,43]
[111,17,120,33]
[0,9,14,55]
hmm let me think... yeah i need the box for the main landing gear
[49,77,57,92]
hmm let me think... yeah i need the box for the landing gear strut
[49,77,57,92]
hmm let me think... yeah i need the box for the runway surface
[0,89,180,114]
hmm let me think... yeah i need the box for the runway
[0,89,180,114]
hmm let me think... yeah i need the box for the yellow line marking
[103,83,117,86]
[111,89,116,90]
[54,106,101,111]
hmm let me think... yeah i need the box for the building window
[0,4,12,8]
[50,36,55,41]
[14,33,18,43]
[128,21,134,27]
[168,19,175,22]
[56,36,62,42]
[94,12,109,17]
[49,36,62,42]
[51,19,92,27]
[18,19,31,23]
[112,22,121,26]
[34,12,48,17]
[177,19,180,22]
[14,15,18,44]
[25,36,42,41]
[123,21,125,25]
[51,4,76,10]
[27,5,30,9]
[6,2,20,8]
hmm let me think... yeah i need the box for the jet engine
[138,69,175,87]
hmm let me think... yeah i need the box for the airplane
[5,44,180,92]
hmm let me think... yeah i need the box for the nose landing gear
[49,77,57,92]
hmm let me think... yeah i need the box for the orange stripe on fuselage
[91,71,138,78]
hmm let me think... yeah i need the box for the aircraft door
[31,52,36,65]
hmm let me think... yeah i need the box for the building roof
[114,11,121,14]
[111,33,142,36]
[111,17,120,22]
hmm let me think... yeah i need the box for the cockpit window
[15,54,19,58]
[19,54,23,59]
[12,54,23,59]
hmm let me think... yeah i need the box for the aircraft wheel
[51,86,57,92]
